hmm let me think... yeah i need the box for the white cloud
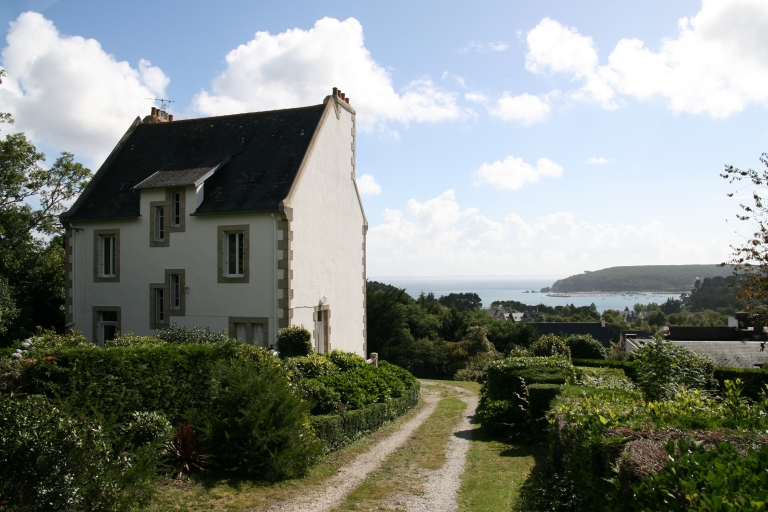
[464,91,488,103]
[368,190,730,275]
[192,17,465,131]
[0,12,170,165]
[489,92,551,124]
[459,41,509,54]
[525,0,768,117]
[586,157,612,164]
[474,156,563,190]
[357,173,381,196]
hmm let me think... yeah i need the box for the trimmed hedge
[484,357,574,401]
[12,341,273,423]
[714,366,768,400]
[572,358,637,380]
[311,381,420,451]
[528,383,563,422]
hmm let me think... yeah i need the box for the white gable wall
[289,103,366,356]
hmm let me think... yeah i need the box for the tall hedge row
[14,341,270,423]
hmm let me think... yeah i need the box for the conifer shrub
[190,357,324,479]
[276,325,313,358]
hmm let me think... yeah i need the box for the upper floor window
[154,206,166,241]
[94,229,120,282]
[171,192,182,227]
[98,235,116,277]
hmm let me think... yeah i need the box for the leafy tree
[437,292,482,312]
[0,69,91,345]
[722,152,768,323]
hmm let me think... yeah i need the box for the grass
[143,393,432,511]
[335,383,467,510]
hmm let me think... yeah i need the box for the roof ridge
[143,103,326,125]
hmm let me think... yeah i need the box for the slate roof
[532,322,611,347]
[63,104,327,222]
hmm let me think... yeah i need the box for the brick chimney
[332,87,351,105]
[143,106,173,124]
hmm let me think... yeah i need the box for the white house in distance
[60,88,368,356]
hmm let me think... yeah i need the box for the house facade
[60,89,368,356]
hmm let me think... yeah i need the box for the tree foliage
[0,70,91,345]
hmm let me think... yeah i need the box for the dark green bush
[476,397,528,434]
[483,357,574,402]
[15,341,271,424]
[528,383,563,422]
[633,338,715,401]
[714,366,768,400]
[277,325,313,358]
[191,357,324,479]
[155,323,229,344]
[318,361,414,410]
[326,349,367,371]
[282,354,340,379]
[566,335,606,359]
[629,440,768,511]
[530,334,571,358]
[295,377,343,415]
[121,410,174,448]
[311,382,420,451]
[0,394,159,511]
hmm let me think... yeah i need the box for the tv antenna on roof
[147,98,175,112]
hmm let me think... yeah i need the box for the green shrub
[629,440,768,511]
[572,358,638,380]
[295,378,343,415]
[121,410,174,448]
[453,357,492,382]
[191,357,324,479]
[106,332,165,347]
[326,349,367,371]
[565,334,606,360]
[318,362,414,410]
[476,397,528,434]
[25,329,91,353]
[633,338,715,401]
[483,357,574,401]
[155,323,230,344]
[277,325,313,358]
[0,394,159,511]
[530,334,572,358]
[311,382,420,451]
[714,366,768,400]
[15,341,272,424]
[283,354,340,379]
[528,383,562,422]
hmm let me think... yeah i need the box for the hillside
[549,264,733,293]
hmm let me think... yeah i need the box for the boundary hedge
[310,381,420,451]
[573,359,768,399]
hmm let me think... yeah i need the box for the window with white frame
[171,192,181,227]
[97,310,118,346]
[170,273,181,311]
[154,206,166,241]
[97,235,116,277]
[224,231,245,277]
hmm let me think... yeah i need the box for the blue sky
[1,0,766,277]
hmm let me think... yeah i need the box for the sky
[1,0,766,277]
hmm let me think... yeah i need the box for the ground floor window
[93,307,120,345]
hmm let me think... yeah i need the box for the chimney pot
[345,97,350,104]
[340,92,345,99]
[151,107,156,116]
[333,87,338,96]
[168,114,173,122]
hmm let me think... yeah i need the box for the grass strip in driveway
[335,383,467,510]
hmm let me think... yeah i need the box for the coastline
[546,291,688,298]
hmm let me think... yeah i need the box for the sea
[371,276,685,313]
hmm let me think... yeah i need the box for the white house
[60,88,368,356]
